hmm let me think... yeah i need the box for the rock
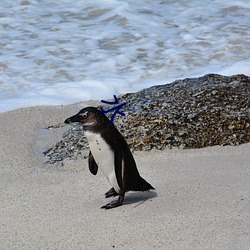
[43,74,250,164]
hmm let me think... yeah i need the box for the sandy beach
[0,102,249,249]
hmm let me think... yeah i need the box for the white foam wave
[0,0,249,112]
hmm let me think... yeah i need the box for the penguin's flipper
[105,187,118,198]
[114,146,124,190]
[88,151,98,175]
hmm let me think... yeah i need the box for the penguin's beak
[64,114,81,124]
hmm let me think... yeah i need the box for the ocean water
[0,0,250,112]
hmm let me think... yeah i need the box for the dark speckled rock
[43,74,250,164]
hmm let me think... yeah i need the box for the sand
[0,102,249,249]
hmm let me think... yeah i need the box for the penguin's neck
[82,121,109,133]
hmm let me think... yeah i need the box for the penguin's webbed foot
[105,187,118,198]
[101,196,124,209]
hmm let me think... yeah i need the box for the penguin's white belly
[85,131,120,193]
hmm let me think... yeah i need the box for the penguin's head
[65,107,110,129]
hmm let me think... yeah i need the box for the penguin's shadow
[123,191,157,208]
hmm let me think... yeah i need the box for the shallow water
[0,0,250,112]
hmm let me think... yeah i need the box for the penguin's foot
[105,187,118,198]
[101,196,124,209]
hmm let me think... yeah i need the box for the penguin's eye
[79,112,88,119]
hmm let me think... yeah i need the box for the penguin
[65,107,154,209]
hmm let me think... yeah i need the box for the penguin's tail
[132,176,154,192]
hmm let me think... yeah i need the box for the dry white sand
[0,103,249,249]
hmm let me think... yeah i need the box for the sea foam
[0,0,249,112]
